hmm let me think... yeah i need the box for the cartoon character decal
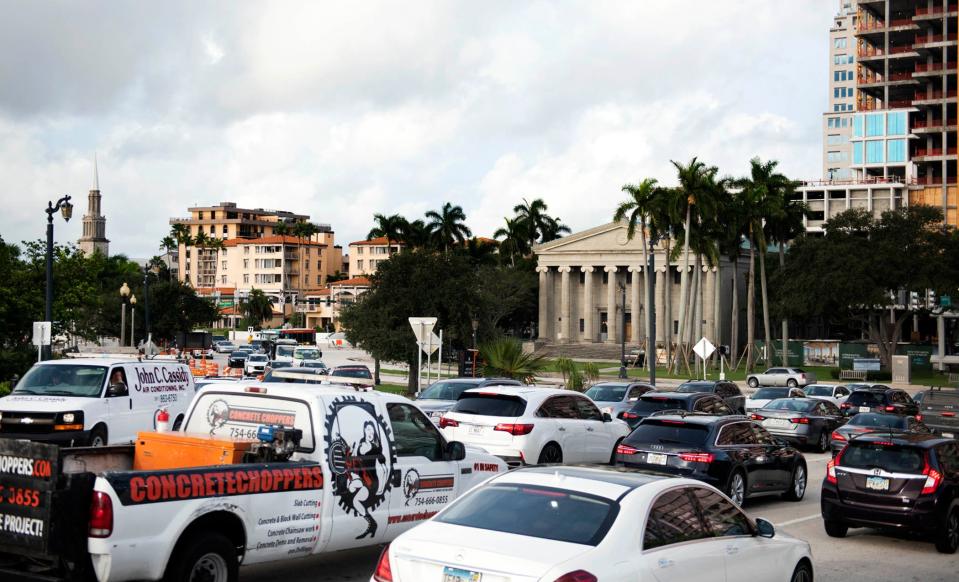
[206,399,230,433]
[403,468,420,506]
[324,396,396,539]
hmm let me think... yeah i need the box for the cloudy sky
[0,1,834,258]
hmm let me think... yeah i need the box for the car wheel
[790,560,813,582]
[824,518,847,538]
[88,425,108,447]
[787,379,798,388]
[725,471,746,506]
[537,443,563,465]
[817,431,830,453]
[609,439,623,465]
[782,463,807,501]
[935,508,959,554]
[747,377,759,388]
[164,533,238,582]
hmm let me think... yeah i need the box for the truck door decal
[323,396,396,540]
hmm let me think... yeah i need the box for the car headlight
[57,411,83,425]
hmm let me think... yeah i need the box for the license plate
[469,425,484,435]
[647,453,668,465]
[865,476,890,491]
[443,566,482,582]
[859,406,870,412]
[943,432,954,438]
[767,419,789,427]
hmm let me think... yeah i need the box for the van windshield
[276,346,295,358]
[13,364,107,397]
[294,349,320,360]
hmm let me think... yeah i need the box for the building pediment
[534,222,652,256]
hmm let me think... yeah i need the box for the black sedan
[615,414,807,507]
[829,412,935,457]
[840,386,918,418]
[227,350,249,369]
[619,392,733,429]
[674,380,747,414]
[751,397,845,452]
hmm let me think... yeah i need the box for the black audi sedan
[829,412,935,457]
[619,392,733,429]
[614,414,807,507]
[822,433,959,553]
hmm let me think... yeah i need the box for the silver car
[746,367,817,388]
[584,382,656,418]
[415,378,522,423]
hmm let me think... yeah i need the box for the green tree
[479,338,545,383]
[243,289,275,329]
[512,198,569,252]
[764,185,808,366]
[368,213,407,252]
[493,217,529,267]
[425,202,472,252]
[401,219,433,249]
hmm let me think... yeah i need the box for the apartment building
[824,1,859,180]
[301,277,371,331]
[348,236,405,278]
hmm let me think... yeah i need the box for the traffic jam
[0,356,957,582]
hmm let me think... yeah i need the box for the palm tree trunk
[779,245,788,366]
[759,244,772,368]
[746,241,756,372]
[674,205,692,373]
[664,238,673,366]
[730,259,739,371]
[640,223,651,372]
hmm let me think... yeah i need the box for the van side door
[104,366,137,443]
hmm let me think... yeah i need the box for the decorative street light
[119,282,130,347]
[471,318,479,349]
[42,195,73,360]
[129,294,137,348]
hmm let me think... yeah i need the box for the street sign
[32,322,51,347]
[408,317,437,342]
[693,337,715,360]
[421,332,441,355]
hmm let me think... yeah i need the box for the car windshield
[269,361,292,369]
[842,442,924,473]
[848,413,905,428]
[452,394,526,417]
[419,381,475,401]
[331,368,371,379]
[804,385,835,397]
[676,382,714,393]
[847,392,883,406]
[585,385,628,402]
[13,364,107,398]
[262,370,324,383]
[230,351,247,358]
[248,355,268,362]
[436,484,616,546]
[763,399,815,412]
[302,362,327,369]
[294,349,320,360]
[623,419,710,447]
[753,388,791,400]
[275,346,295,358]
[631,397,687,414]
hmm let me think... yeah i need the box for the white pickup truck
[0,382,506,581]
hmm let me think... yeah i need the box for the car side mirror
[106,383,126,397]
[755,518,775,538]
[602,412,613,422]
[446,441,467,461]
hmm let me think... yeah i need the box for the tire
[787,379,798,388]
[609,439,623,465]
[935,508,959,554]
[747,377,759,388]
[164,533,238,582]
[816,430,830,453]
[537,443,563,465]
[782,463,807,501]
[824,518,848,538]
[790,560,813,582]
[725,470,746,506]
[88,425,108,447]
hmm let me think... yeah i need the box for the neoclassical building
[534,222,749,356]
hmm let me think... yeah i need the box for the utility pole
[647,238,658,387]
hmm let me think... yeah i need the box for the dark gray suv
[416,378,522,422]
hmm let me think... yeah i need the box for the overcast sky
[0,1,835,258]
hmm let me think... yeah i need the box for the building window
[841,117,848,128]
[357,247,364,254]
[887,111,906,135]
[221,260,227,270]
[853,115,863,137]
[221,275,227,284]
[853,142,864,164]
[827,117,836,128]
[317,260,322,270]
[317,275,322,285]
[222,225,228,234]
[887,139,906,163]
[243,246,250,254]
[243,274,249,283]
[834,54,846,65]
[865,140,884,163]
[834,38,847,49]
[357,259,364,270]
[827,134,843,145]
[865,113,884,136]
[198,212,204,220]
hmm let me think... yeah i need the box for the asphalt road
[239,451,959,582]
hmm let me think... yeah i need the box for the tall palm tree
[539,215,571,242]
[425,202,472,252]
[273,221,291,236]
[402,219,433,249]
[367,213,407,253]
[243,288,275,328]
[493,217,529,267]
[717,190,750,369]
[764,187,808,366]
[159,235,177,255]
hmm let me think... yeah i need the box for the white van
[292,345,323,367]
[273,339,297,364]
[0,358,195,446]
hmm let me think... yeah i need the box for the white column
[559,266,572,344]
[582,266,594,342]
[605,265,618,344]
[938,315,947,372]
[537,266,550,340]
[630,266,642,344]
[703,266,715,341]
[656,264,667,344]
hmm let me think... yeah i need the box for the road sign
[32,322,51,347]
[421,332,441,355]
[693,337,716,360]
[408,317,437,342]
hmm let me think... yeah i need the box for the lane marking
[776,513,821,527]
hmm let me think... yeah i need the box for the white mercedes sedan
[372,466,813,582]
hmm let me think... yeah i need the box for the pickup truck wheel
[88,425,107,447]
[747,377,759,388]
[165,533,238,582]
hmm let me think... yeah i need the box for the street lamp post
[43,195,73,360]
[619,283,627,379]
[129,295,137,348]
[119,282,130,348]
[647,231,659,387]
[471,318,479,349]
[143,267,152,352]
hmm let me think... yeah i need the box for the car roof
[490,465,669,501]
[641,391,714,401]
[848,432,950,448]
[642,413,748,426]
[461,385,568,398]
[333,365,369,370]
[38,358,183,367]
[200,380,413,404]
[680,380,719,386]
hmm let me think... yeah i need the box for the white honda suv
[438,386,631,466]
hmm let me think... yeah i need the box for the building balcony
[914,4,959,19]
[858,45,919,62]
[914,175,959,186]
[913,62,958,77]
[859,71,919,87]
[913,148,959,161]
[858,16,918,33]
[914,33,959,49]
[913,90,958,105]
[800,176,917,187]
[911,118,958,133]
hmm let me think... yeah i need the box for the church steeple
[77,154,110,256]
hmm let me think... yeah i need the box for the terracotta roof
[474,237,498,245]
[301,288,332,296]
[195,286,236,295]
[330,276,370,287]
[219,306,283,316]
[349,236,406,247]
[222,235,327,248]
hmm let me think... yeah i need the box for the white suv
[439,386,631,466]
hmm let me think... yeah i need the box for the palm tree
[159,235,177,255]
[717,190,750,369]
[273,221,291,236]
[401,219,433,249]
[242,288,275,329]
[425,202,472,252]
[479,338,545,383]
[764,186,808,366]
[493,217,529,267]
[368,213,407,253]
[539,215,571,242]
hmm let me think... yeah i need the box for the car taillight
[679,452,714,464]
[840,402,850,409]
[916,414,922,422]
[621,411,639,419]
[89,491,113,538]
[831,431,846,442]
[942,412,956,418]
[826,458,838,484]
[750,413,765,421]
[553,571,598,582]
[884,406,895,412]
[616,444,639,455]
[373,544,393,582]
[789,417,810,424]
[922,459,943,495]
[494,423,534,436]
[438,417,459,429]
